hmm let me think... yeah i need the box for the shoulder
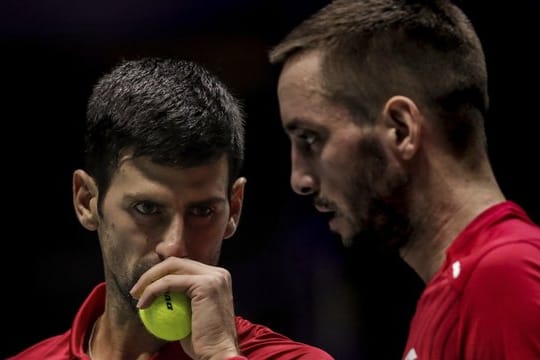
[464,239,540,320]
[6,332,71,360]
[235,316,334,359]
[459,240,540,357]
[470,239,540,291]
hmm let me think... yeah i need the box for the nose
[290,149,317,196]
[155,216,188,259]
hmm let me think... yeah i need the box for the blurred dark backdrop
[2,1,539,359]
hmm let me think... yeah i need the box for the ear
[73,169,99,231]
[382,96,422,160]
[224,177,246,239]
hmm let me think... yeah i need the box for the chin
[330,219,355,247]
[340,235,355,248]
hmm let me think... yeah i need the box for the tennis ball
[139,291,192,341]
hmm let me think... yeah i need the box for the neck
[87,316,99,359]
[87,307,165,360]
[399,165,504,283]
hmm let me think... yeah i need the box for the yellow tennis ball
[139,291,192,341]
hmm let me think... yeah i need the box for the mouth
[313,197,336,213]
[313,197,338,225]
[319,210,336,222]
[313,196,342,232]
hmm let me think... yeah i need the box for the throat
[87,317,100,359]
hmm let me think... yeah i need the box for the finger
[135,273,199,308]
[130,257,205,298]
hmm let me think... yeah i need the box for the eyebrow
[283,118,306,133]
[189,197,228,207]
[284,117,326,136]
[123,193,228,206]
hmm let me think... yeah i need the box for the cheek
[99,207,150,266]
[319,148,356,193]
[103,206,146,244]
[330,142,384,210]
[186,216,229,252]
[185,230,225,265]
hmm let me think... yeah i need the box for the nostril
[155,237,187,259]
[291,173,316,195]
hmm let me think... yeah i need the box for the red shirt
[403,201,540,360]
[9,283,333,360]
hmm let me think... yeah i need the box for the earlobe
[73,169,99,231]
[383,96,421,160]
[224,177,246,239]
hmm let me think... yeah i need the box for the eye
[298,130,317,145]
[189,206,214,218]
[133,201,162,215]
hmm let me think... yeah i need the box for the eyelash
[133,201,215,218]
[295,130,318,150]
[134,201,161,215]
[189,207,214,217]
[301,132,316,145]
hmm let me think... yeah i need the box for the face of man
[75,152,244,311]
[277,50,410,248]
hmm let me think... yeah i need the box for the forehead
[111,153,230,195]
[278,50,326,110]
[277,50,353,130]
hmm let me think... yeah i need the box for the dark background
[2,1,539,359]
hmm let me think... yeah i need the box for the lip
[319,209,337,227]
[328,214,339,233]
[314,201,335,213]
[313,196,336,213]
[315,204,332,213]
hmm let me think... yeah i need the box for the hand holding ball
[139,291,192,341]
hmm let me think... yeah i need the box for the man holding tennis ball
[8,58,333,360]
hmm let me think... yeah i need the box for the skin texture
[278,49,505,282]
[270,1,540,358]
[73,152,246,360]
[12,58,334,360]
[278,50,410,246]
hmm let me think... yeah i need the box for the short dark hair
[85,57,245,199]
[270,0,488,159]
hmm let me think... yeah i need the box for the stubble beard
[345,136,412,252]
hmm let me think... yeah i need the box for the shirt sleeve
[235,316,334,359]
[460,240,540,359]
